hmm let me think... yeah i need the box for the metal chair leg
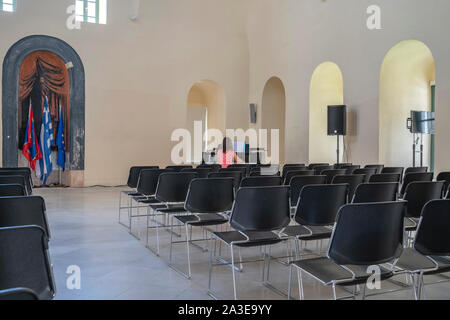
[288,264,293,300]
[231,244,238,300]
[297,268,304,300]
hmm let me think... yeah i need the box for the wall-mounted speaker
[250,103,257,124]
[327,105,347,136]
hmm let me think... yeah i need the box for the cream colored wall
[379,40,435,167]
[309,62,344,164]
[0,0,249,186]
[261,77,286,164]
[245,0,450,171]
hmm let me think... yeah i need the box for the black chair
[197,164,221,172]
[405,167,428,175]
[365,164,384,174]
[181,168,212,178]
[282,166,308,179]
[331,174,365,202]
[382,167,404,175]
[344,165,361,174]
[250,166,280,176]
[400,172,434,197]
[0,226,56,300]
[284,184,348,248]
[334,163,352,169]
[396,200,450,299]
[313,165,334,175]
[308,163,329,170]
[352,182,398,203]
[119,166,159,226]
[0,169,33,194]
[145,172,198,255]
[368,173,401,183]
[436,172,450,197]
[289,175,327,207]
[219,167,247,177]
[0,184,26,197]
[283,170,315,185]
[288,201,406,300]
[402,181,444,232]
[208,171,243,191]
[353,168,377,182]
[228,164,250,175]
[0,175,30,195]
[166,165,193,172]
[283,164,306,172]
[209,186,291,300]
[321,169,347,184]
[240,176,282,187]
[170,178,235,278]
[0,196,50,238]
[0,288,39,300]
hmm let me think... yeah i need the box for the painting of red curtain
[18,51,70,151]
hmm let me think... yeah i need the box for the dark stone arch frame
[2,35,85,170]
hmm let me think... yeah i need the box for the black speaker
[327,105,346,136]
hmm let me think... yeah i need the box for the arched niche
[2,35,85,186]
[186,80,226,163]
[261,77,286,165]
[309,62,344,164]
[379,40,435,168]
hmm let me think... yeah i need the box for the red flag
[22,104,42,171]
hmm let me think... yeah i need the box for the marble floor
[36,187,450,300]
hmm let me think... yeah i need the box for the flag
[56,104,66,171]
[22,104,42,171]
[36,96,54,184]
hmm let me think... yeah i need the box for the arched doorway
[379,40,435,169]
[261,77,286,165]
[186,80,225,163]
[309,62,344,164]
[2,35,85,186]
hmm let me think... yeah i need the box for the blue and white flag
[56,104,66,171]
[36,96,54,185]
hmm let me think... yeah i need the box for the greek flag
[36,96,54,185]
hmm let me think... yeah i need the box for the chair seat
[136,198,159,204]
[426,256,450,275]
[175,213,228,226]
[156,206,187,214]
[127,192,142,197]
[283,225,332,240]
[213,230,282,247]
[293,257,394,286]
[396,248,436,273]
[405,218,419,231]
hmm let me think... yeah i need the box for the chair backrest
[334,163,352,169]
[353,168,377,182]
[0,288,39,300]
[127,166,159,188]
[0,184,26,197]
[185,178,234,213]
[282,165,307,177]
[436,172,450,196]
[283,164,306,172]
[400,172,434,196]
[365,164,384,174]
[283,170,314,185]
[405,167,428,175]
[197,164,221,172]
[155,172,198,203]
[228,164,250,176]
[313,165,334,175]
[414,199,450,256]
[181,168,212,178]
[352,182,398,203]
[240,176,282,187]
[368,173,401,183]
[308,163,329,170]
[0,169,33,189]
[331,174,365,201]
[294,184,348,226]
[229,186,291,232]
[321,169,347,184]
[208,171,243,190]
[219,167,247,176]
[404,181,444,218]
[136,169,168,196]
[249,170,280,177]
[0,226,55,300]
[290,175,327,207]
[328,201,406,265]
[382,167,404,175]
[0,196,50,238]
[0,173,32,195]
[344,165,361,174]
[165,165,193,172]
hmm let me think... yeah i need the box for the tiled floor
[36,187,450,300]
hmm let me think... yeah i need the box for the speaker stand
[336,134,340,165]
